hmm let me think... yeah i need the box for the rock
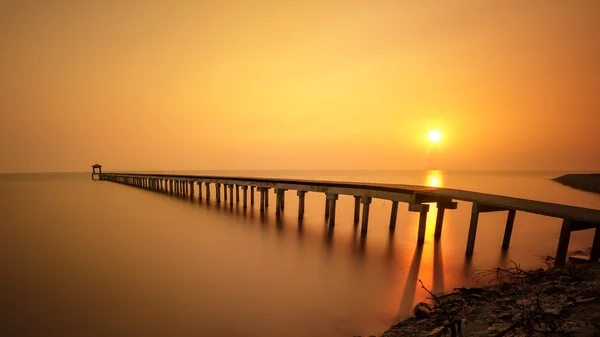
[542,283,567,294]
[497,312,514,321]
[413,302,432,318]
[487,322,511,334]
[437,293,462,306]
[543,305,563,315]
[455,287,485,295]
[576,297,597,304]
[516,299,533,306]
[427,326,445,336]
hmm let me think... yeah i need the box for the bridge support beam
[465,203,514,256]
[502,209,517,249]
[353,196,361,225]
[259,188,266,212]
[297,191,307,219]
[360,197,372,233]
[389,201,399,230]
[215,183,221,203]
[591,227,600,262]
[265,189,269,208]
[466,203,481,256]
[324,195,330,219]
[275,189,287,215]
[235,185,240,203]
[555,219,598,265]
[434,200,458,238]
[205,182,210,201]
[224,184,228,201]
[251,186,255,205]
[327,193,338,227]
[190,181,194,199]
[229,185,234,206]
[409,203,430,244]
[197,182,202,201]
[242,186,248,208]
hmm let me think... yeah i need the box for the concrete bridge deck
[95,171,600,265]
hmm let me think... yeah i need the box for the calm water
[1,170,599,337]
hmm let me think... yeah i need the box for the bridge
[93,166,600,265]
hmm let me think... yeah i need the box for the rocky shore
[553,174,600,194]
[382,261,600,336]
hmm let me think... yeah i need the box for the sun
[428,129,442,143]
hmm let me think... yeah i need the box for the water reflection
[425,170,444,188]
[398,245,424,317]
[433,241,445,295]
[129,177,455,332]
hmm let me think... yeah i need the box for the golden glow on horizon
[426,170,443,188]
[428,130,442,143]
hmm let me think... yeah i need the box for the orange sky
[1,1,599,173]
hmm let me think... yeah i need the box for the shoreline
[553,174,600,194]
[381,261,600,336]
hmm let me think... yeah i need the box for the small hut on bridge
[91,164,102,180]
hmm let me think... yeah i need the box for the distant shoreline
[553,173,600,194]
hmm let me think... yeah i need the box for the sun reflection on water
[425,170,444,188]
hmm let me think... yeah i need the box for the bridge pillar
[466,203,480,256]
[434,200,458,239]
[264,189,269,208]
[235,185,240,203]
[229,185,234,206]
[242,186,248,208]
[259,188,265,212]
[251,186,255,205]
[197,182,203,201]
[297,191,307,219]
[502,209,517,249]
[274,189,287,215]
[389,201,399,230]
[353,196,361,225]
[190,181,194,199]
[224,184,228,201]
[360,197,372,233]
[409,203,430,244]
[591,227,600,262]
[327,193,338,227]
[324,195,330,219]
[555,219,571,265]
[205,182,210,201]
[215,183,221,203]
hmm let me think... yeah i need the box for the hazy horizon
[1,168,599,175]
[1,1,599,173]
